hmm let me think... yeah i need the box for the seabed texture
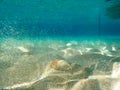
[0,38,120,90]
[0,0,120,90]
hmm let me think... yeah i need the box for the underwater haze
[0,0,120,90]
[0,0,120,37]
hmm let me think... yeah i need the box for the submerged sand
[0,38,120,90]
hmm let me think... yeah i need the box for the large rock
[71,79,101,90]
[89,75,120,90]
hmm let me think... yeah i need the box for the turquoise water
[0,0,120,37]
[0,0,120,90]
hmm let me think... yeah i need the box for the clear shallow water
[0,0,120,89]
[0,37,120,89]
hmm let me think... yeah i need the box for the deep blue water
[0,0,120,38]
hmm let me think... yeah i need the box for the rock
[89,75,120,90]
[111,62,120,78]
[50,59,72,71]
[39,59,72,80]
[71,79,101,90]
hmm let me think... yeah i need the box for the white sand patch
[66,43,72,47]
[112,46,116,51]
[78,49,83,55]
[61,48,75,57]
[61,47,83,58]
[66,41,78,47]
[17,46,29,52]
[111,62,120,78]
[98,46,112,56]
[112,80,120,90]
[4,81,35,89]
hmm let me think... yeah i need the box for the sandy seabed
[0,38,120,90]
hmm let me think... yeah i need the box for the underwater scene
[0,0,120,90]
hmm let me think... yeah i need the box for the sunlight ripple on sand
[17,46,29,52]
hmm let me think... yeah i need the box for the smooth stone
[71,79,101,90]
[89,75,120,90]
